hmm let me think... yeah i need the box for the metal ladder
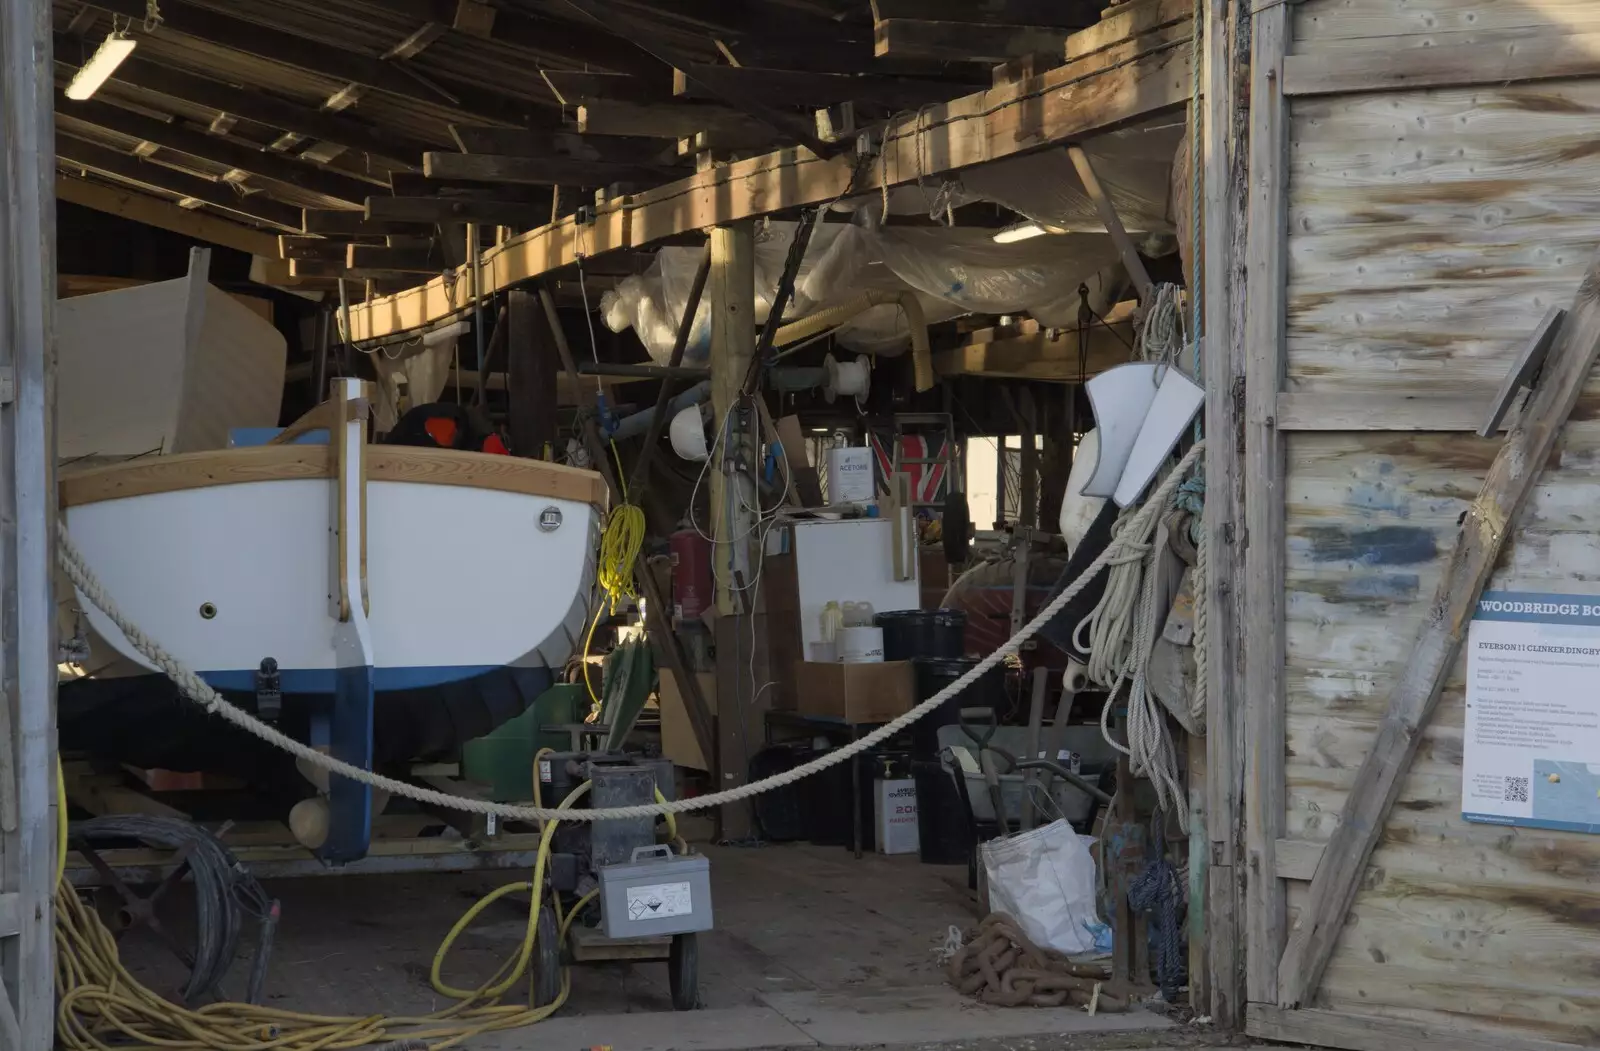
[889,412,958,510]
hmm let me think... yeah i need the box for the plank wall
[1279,0,1600,1042]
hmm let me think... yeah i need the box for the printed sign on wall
[1463,591,1600,835]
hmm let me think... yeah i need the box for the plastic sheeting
[603,215,1132,362]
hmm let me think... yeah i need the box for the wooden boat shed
[1202,0,1600,1047]
[3,0,1600,1046]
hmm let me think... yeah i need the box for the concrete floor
[116,842,1216,1051]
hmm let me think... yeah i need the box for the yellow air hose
[52,760,682,1050]
[583,442,645,709]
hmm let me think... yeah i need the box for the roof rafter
[56,93,383,206]
[56,134,303,229]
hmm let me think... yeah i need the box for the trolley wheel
[531,903,562,1009]
[668,932,699,1011]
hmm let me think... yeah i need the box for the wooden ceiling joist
[346,244,442,273]
[80,0,544,127]
[56,135,302,229]
[56,95,383,206]
[303,209,425,236]
[278,235,359,262]
[934,312,1136,380]
[422,151,666,188]
[447,124,671,166]
[671,65,957,110]
[870,0,1095,28]
[366,195,551,227]
[377,0,667,77]
[347,41,1192,341]
[540,70,663,106]
[872,19,1070,63]
[58,174,279,256]
[576,100,773,142]
[63,46,425,169]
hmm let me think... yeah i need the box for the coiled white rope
[57,443,1203,824]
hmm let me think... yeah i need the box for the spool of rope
[822,353,870,404]
[947,913,1121,1010]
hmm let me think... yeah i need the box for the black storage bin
[804,750,875,850]
[909,657,1006,760]
[749,745,810,842]
[912,758,970,865]
[875,609,968,661]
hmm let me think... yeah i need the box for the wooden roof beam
[59,44,426,168]
[872,18,1070,63]
[422,151,668,188]
[576,100,774,143]
[346,244,444,273]
[366,195,552,227]
[346,39,1192,341]
[671,65,958,110]
[56,135,302,229]
[870,0,1096,28]
[57,173,279,255]
[447,124,672,167]
[56,95,383,206]
[540,70,664,106]
[303,209,425,235]
[80,0,547,127]
[556,0,839,157]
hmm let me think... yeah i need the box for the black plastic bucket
[908,656,1006,759]
[875,609,968,661]
[912,758,971,865]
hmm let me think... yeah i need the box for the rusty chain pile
[947,913,1123,1011]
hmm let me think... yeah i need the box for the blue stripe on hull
[200,664,502,694]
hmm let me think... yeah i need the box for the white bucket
[836,625,885,663]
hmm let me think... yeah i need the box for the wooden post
[1067,145,1155,302]
[0,0,58,1042]
[506,290,558,460]
[707,222,758,839]
[1275,254,1600,1008]
[1201,0,1250,1026]
[1242,0,1289,1009]
[708,223,756,616]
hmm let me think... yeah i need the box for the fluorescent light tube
[993,220,1053,244]
[64,34,138,101]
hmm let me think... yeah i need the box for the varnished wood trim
[59,445,607,508]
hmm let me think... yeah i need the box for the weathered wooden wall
[1262,0,1600,1045]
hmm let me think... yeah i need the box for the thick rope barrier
[57,443,1203,824]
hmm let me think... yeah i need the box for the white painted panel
[792,518,921,651]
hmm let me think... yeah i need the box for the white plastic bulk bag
[980,819,1103,955]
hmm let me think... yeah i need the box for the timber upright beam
[1275,255,1600,1008]
[1241,0,1288,1009]
[1201,0,1250,1026]
[0,0,59,1044]
[505,290,558,460]
[707,222,758,840]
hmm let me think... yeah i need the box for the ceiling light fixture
[64,31,138,101]
[992,220,1066,245]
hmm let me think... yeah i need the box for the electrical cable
[54,773,625,1049]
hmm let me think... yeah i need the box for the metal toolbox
[597,846,714,939]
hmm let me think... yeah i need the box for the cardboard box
[660,670,716,772]
[874,778,920,855]
[793,660,915,724]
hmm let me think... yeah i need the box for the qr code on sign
[1504,776,1530,803]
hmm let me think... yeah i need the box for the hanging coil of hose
[947,913,1123,1011]
[66,816,276,1005]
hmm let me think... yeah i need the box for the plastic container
[837,626,885,663]
[912,758,970,865]
[908,656,1006,760]
[669,530,713,620]
[875,609,968,661]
